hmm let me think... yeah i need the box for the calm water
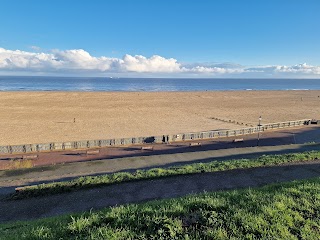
[0,76,319,91]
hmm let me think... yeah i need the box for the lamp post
[257,116,262,146]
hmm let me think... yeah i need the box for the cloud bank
[0,47,319,77]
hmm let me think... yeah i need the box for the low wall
[0,119,312,155]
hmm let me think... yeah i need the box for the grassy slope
[11,151,320,200]
[1,177,319,239]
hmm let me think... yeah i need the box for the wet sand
[0,91,319,145]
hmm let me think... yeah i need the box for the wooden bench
[86,149,100,155]
[233,138,244,143]
[189,142,202,147]
[22,154,38,160]
[141,146,154,151]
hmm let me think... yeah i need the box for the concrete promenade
[1,125,320,171]
[1,142,319,196]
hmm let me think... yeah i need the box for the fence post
[0,119,311,154]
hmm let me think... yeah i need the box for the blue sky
[0,0,319,77]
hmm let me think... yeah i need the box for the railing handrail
[0,119,313,154]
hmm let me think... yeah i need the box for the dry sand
[0,90,319,145]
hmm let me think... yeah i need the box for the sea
[0,76,319,91]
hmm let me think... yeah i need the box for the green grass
[10,150,320,200]
[1,177,319,239]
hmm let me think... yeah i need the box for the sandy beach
[0,90,319,145]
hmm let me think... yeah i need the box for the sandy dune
[0,91,319,145]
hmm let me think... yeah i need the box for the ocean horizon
[0,76,319,92]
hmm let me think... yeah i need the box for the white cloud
[121,54,181,72]
[182,66,244,74]
[52,49,117,71]
[0,48,59,69]
[0,48,180,73]
[275,63,320,75]
[0,47,319,77]
[247,63,320,76]
[30,45,41,51]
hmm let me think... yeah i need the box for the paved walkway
[0,143,319,196]
[1,125,320,171]
[1,161,319,223]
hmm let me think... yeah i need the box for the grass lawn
[10,150,320,200]
[1,177,319,239]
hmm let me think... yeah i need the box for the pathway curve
[1,143,319,196]
[1,161,320,223]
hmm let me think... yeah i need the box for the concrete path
[0,143,319,196]
[0,161,319,223]
[1,125,320,171]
